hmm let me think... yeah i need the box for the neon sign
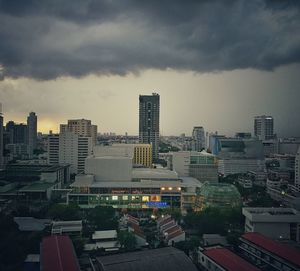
[145,201,169,208]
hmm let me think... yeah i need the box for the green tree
[87,206,118,230]
[117,231,136,251]
[47,203,81,220]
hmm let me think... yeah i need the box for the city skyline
[0,1,299,136]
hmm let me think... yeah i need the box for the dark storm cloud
[0,0,299,79]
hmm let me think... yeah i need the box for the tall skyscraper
[0,104,3,168]
[27,112,37,155]
[192,126,205,151]
[254,115,274,140]
[60,119,97,146]
[139,93,160,161]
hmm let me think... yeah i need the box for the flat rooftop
[96,247,197,271]
[132,168,178,180]
[19,182,54,192]
[72,179,182,188]
[92,230,117,240]
[6,163,69,172]
[243,207,300,222]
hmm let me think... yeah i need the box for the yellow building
[133,144,152,168]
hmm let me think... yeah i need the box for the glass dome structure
[195,182,241,211]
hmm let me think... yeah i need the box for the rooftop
[241,232,300,268]
[19,182,55,192]
[92,230,117,240]
[203,246,261,271]
[6,163,69,172]
[132,168,178,180]
[41,235,80,271]
[96,247,198,271]
[14,217,51,231]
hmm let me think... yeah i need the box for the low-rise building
[84,230,120,252]
[243,207,300,242]
[51,220,82,235]
[239,232,300,271]
[41,235,80,271]
[157,215,185,245]
[197,246,261,271]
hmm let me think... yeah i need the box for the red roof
[242,232,300,268]
[204,247,260,271]
[41,235,80,271]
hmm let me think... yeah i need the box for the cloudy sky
[0,0,299,136]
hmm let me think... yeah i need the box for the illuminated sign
[145,201,169,208]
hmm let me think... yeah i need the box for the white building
[243,207,300,242]
[218,159,265,176]
[85,155,132,182]
[60,119,97,146]
[48,132,92,174]
[51,220,82,235]
[169,151,218,183]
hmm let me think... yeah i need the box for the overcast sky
[0,0,299,136]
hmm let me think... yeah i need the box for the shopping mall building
[66,149,202,212]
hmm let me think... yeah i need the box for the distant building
[217,137,265,176]
[243,207,300,242]
[240,232,300,271]
[5,121,28,144]
[27,112,37,156]
[0,107,3,169]
[139,93,160,161]
[41,235,80,271]
[168,151,218,183]
[192,126,205,151]
[60,119,98,146]
[198,246,260,271]
[295,147,300,189]
[254,115,275,140]
[208,133,226,155]
[47,134,59,164]
[278,138,300,155]
[235,132,252,139]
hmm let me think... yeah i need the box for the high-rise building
[47,134,60,165]
[0,104,3,169]
[139,93,160,160]
[48,132,92,174]
[295,147,300,189]
[5,121,28,144]
[60,119,97,146]
[192,126,205,151]
[27,112,37,155]
[254,115,274,140]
